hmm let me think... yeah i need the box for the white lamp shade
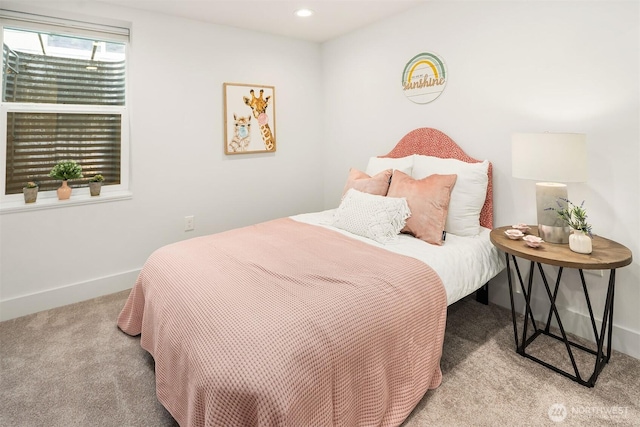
[512,132,588,182]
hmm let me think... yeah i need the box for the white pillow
[332,188,411,244]
[412,155,489,237]
[365,155,414,177]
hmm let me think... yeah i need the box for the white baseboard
[0,269,140,321]
[489,282,640,360]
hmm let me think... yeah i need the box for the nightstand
[490,226,632,387]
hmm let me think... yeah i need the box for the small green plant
[546,198,592,236]
[89,174,104,182]
[25,181,38,188]
[49,160,83,180]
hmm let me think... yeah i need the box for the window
[1,10,129,207]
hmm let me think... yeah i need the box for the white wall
[321,1,640,358]
[0,1,324,319]
[1,0,638,360]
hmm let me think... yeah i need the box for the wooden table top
[490,226,633,270]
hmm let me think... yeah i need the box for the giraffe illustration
[228,114,251,152]
[243,89,275,151]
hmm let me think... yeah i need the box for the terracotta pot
[23,187,38,203]
[57,180,72,200]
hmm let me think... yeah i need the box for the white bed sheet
[291,210,505,306]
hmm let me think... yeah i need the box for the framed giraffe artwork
[223,83,276,154]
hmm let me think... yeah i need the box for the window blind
[1,9,129,196]
[3,46,126,105]
[6,112,122,193]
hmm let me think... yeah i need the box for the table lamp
[512,132,588,243]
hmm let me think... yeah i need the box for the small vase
[569,229,592,254]
[89,181,102,196]
[23,187,38,203]
[57,180,72,200]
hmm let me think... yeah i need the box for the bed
[117,128,505,426]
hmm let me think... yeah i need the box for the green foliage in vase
[89,174,104,182]
[49,160,83,180]
[25,181,38,188]
[546,198,592,236]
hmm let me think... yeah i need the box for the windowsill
[0,189,133,214]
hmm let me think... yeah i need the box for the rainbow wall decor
[402,52,448,104]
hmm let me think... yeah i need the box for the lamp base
[536,182,570,244]
[538,224,570,244]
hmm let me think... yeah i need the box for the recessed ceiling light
[295,9,313,18]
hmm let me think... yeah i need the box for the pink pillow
[387,170,457,245]
[342,168,392,197]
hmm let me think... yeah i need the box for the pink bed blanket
[117,218,447,426]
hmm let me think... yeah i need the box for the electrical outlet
[184,215,195,231]
[584,269,604,278]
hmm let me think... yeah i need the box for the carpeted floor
[1,290,638,426]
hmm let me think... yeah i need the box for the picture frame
[223,83,276,155]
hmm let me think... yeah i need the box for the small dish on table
[512,223,531,233]
[505,229,524,240]
[523,235,544,248]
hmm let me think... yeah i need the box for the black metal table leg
[504,257,619,387]
[506,253,519,350]
[606,270,616,361]
[535,262,582,381]
[544,266,564,333]
[590,270,616,385]
[510,257,539,353]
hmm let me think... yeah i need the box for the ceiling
[97,0,427,42]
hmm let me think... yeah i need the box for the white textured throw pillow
[332,189,411,244]
[412,156,489,237]
[365,155,414,177]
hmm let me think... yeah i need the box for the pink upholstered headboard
[381,127,493,229]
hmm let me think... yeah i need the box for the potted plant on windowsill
[88,174,104,196]
[548,198,593,254]
[49,160,83,200]
[23,181,39,204]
